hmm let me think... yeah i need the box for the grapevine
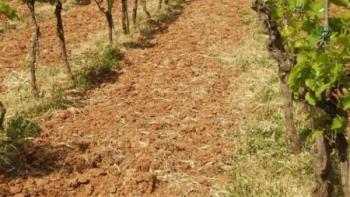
[254,0,350,195]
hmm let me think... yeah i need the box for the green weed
[0,116,41,172]
[74,46,122,90]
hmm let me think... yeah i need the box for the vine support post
[105,11,114,45]
[312,135,333,197]
[158,0,163,10]
[324,0,329,31]
[121,0,130,34]
[55,0,74,81]
[27,0,40,97]
[107,0,115,45]
[0,102,6,131]
[336,133,349,196]
[94,0,115,46]
[141,0,151,19]
[158,0,168,10]
[308,106,332,197]
[132,0,138,25]
[279,65,301,154]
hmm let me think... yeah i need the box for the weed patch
[222,5,314,196]
[74,46,122,90]
[0,116,41,172]
[0,45,121,171]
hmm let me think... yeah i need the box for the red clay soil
[0,3,114,92]
[0,14,5,22]
[0,4,105,68]
[0,0,248,196]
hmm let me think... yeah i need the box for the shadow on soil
[0,0,190,184]
[0,39,122,184]
[74,47,124,92]
[0,139,99,195]
[122,0,187,49]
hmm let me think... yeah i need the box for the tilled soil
[0,3,110,92]
[0,0,248,196]
[0,4,104,68]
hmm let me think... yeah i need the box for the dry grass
[156,171,201,196]
[1,66,72,119]
[1,0,182,117]
[0,0,185,172]
[215,5,315,197]
[0,1,77,34]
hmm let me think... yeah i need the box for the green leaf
[294,39,307,49]
[315,82,332,99]
[305,79,316,90]
[268,0,350,137]
[288,53,311,90]
[341,95,350,110]
[311,129,324,142]
[305,92,317,106]
[331,116,346,131]
[330,63,344,82]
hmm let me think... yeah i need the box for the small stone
[69,176,90,188]
[85,184,94,196]
[89,168,107,177]
[13,193,25,197]
[35,179,48,187]
[110,185,117,194]
[77,177,90,185]
[9,185,22,194]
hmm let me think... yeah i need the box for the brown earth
[0,14,5,22]
[0,3,105,68]
[0,2,121,92]
[0,0,249,196]
[0,3,102,92]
